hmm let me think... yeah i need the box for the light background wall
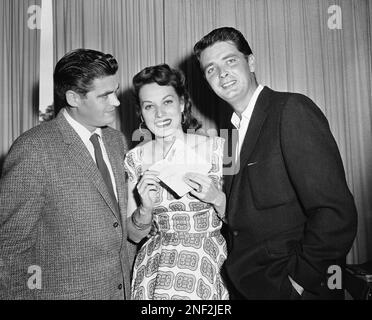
[1,0,371,264]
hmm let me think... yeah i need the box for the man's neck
[233,83,259,117]
[65,107,96,133]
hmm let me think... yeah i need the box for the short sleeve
[123,148,143,183]
[208,136,225,190]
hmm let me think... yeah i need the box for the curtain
[53,0,165,141]
[39,0,54,116]
[164,0,372,265]
[2,0,369,264]
[0,0,40,175]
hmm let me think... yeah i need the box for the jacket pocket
[265,238,300,258]
[247,153,296,209]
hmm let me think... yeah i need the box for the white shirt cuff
[288,275,304,295]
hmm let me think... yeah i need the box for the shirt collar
[62,108,102,144]
[231,84,264,129]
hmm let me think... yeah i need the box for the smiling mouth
[221,80,237,89]
[155,119,172,128]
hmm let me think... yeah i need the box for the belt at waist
[160,230,221,241]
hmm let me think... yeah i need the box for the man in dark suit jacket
[0,49,135,299]
[194,27,358,299]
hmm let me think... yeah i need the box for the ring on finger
[196,184,203,193]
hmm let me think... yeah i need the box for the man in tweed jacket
[0,49,135,299]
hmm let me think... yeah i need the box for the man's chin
[217,90,237,101]
[102,116,117,127]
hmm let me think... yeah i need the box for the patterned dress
[124,136,229,300]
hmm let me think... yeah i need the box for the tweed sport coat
[0,111,136,299]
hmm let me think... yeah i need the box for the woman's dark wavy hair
[132,64,201,132]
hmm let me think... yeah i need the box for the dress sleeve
[208,136,225,191]
[123,148,141,183]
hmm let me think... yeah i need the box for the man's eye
[227,58,237,64]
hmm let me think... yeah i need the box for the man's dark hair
[132,64,201,132]
[193,27,253,60]
[53,49,118,113]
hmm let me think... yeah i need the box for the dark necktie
[90,133,119,212]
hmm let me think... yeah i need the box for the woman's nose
[155,106,163,118]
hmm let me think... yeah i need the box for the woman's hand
[183,172,221,204]
[183,172,226,219]
[136,170,160,213]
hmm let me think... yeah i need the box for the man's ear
[65,90,81,108]
[247,54,255,73]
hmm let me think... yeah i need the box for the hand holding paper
[148,139,211,197]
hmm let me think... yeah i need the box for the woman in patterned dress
[124,64,229,300]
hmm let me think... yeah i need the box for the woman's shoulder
[126,140,153,156]
[185,133,224,151]
[125,142,147,165]
[125,142,154,178]
[183,134,224,164]
[126,140,160,173]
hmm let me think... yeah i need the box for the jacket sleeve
[0,136,46,299]
[280,94,358,293]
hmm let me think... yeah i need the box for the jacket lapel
[225,87,272,200]
[223,131,235,199]
[238,88,271,169]
[56,112,120,220]
[103,130,136,299]
[102,130,128,226]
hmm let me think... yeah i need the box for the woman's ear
[180,97,185,113]
[65,90,80,108]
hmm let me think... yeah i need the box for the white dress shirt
[230,84,264,157]
[63,108,118,200]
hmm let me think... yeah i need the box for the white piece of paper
[148,139,211,197]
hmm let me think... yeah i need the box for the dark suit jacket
[0,111,136,299]
[223,87,358,299]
